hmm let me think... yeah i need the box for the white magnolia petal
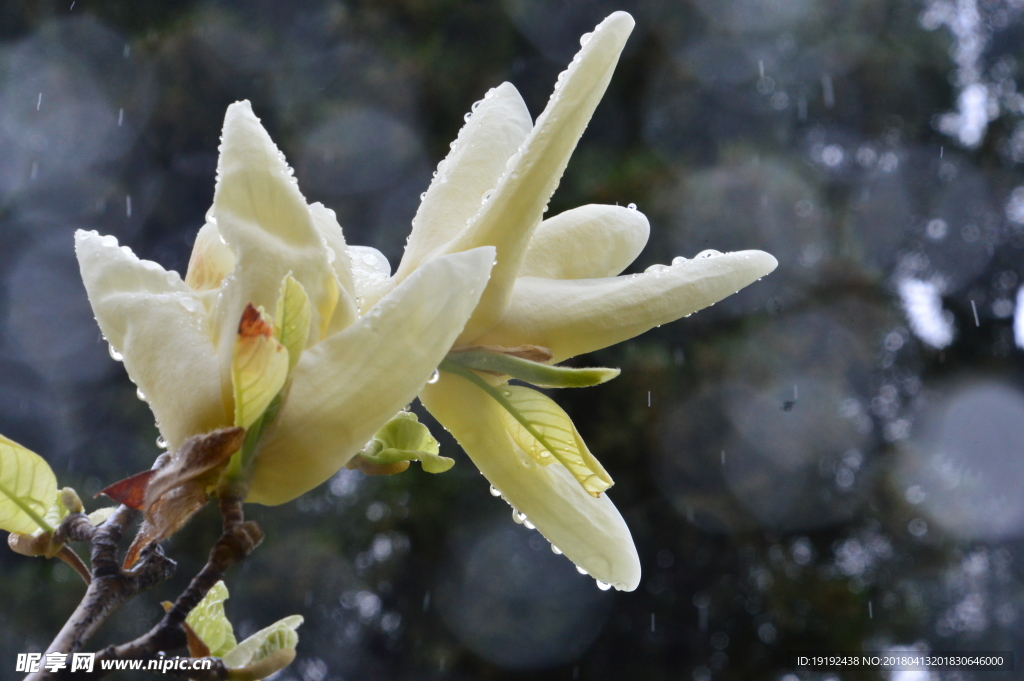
[309,202,358,334]
[395,82,532,280]
[247,246,496,505]
[347,245,393,313]
[420,373,640,591]
[211,101,338,400]
[185,220,236,292]
[519,204,649,279]
[476,250,778,362]
[75,230,227,449]
[442,12,635,343]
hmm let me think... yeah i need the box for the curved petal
[420,372,640,591]
[211,101,338,401]
[475,250,778,362]
[347,245,392,313]
[395,82,532,281]
[185,219,236,293]
[519,204,649,279]
[309,202,358,334]
[440,12,635,343]
[75,230,228,449]
[247,246,497,505]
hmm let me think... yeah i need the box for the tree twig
[85,492,263,679]
[27,505,176,681]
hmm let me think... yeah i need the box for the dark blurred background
[3,0,1024,679]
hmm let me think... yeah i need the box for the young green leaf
[0,434,58,534]
[87,507,117,527]
[439,361,614,496]
[232,304,290,430]
[222,614,303,670]
[185,580,238,658]
[354,412,454,473]
[496,386,613,497]
[446,347,619,388]
[274,274,312,371]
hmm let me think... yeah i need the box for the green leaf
[274,274,311,371]
[446,348,619,388]
[357,412,454,474]
[232,305,290,430]
[186,580,238,657]
[439,360,612,497]
[0,434,58,534]
[222,615,303,670]
[496,386,613,497]
[87,507,117,526]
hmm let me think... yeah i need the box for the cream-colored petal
[394,82,532,281]
[211,101,338,405]
[347,245,393,313]
[185,219,236,292]
[420,372,640,591]
[247,246,496,505]
[309,202,358,334]
[476,250,778,362]
[75,230,228,449]
[519,204,649,279]
[439,12,635,343]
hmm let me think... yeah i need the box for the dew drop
[627,202,637,211]
[489,485,501,497]
[512,509,527,524]
[671,256,689,266]
[136,387,146,401]
[695,249,722,259]
[420,192,427,201]
[428,370,440,384]
[156,436,168,449]
[108,345,123,362]
[524,519,536,530]
[481,189,494,203]
[645,264,671,274]
[551,544,562,555]
[580,32,592,46]
[596,580,611,591]
[471,100,482,112]
[576,566,588,575]
[464,112,472,122]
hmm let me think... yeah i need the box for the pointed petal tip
[737,249,778,278]
[602,10,636,32]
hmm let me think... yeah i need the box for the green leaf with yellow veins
[274,274,311,371]
[358,412,454,473]
[232,304,290,430]
[222,615,302,671]
[185,580,238,657]
[0,434,58,534]
[496,385,613,497]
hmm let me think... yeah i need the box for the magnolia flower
[360,12,777,591]
[76,101,496,506]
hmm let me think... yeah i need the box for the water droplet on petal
[580,32,592,46]
[464,112,472,122]
[576,566,588,575]
[645,264,671,274]
[108,345,123,362]
[671,256,689,266]
[489,485,501,497]
[420,192,427,201]
[156,436,168,449]
[596,580,611,591]
[136,387,146,401]
[428,370,440,384]
[696,249,722,259]
[551,544,562,555]
[512,509,527,524]
[627,203,637,211]
[524,519,536,530]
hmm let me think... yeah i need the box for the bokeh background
[2,0,1024,679]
